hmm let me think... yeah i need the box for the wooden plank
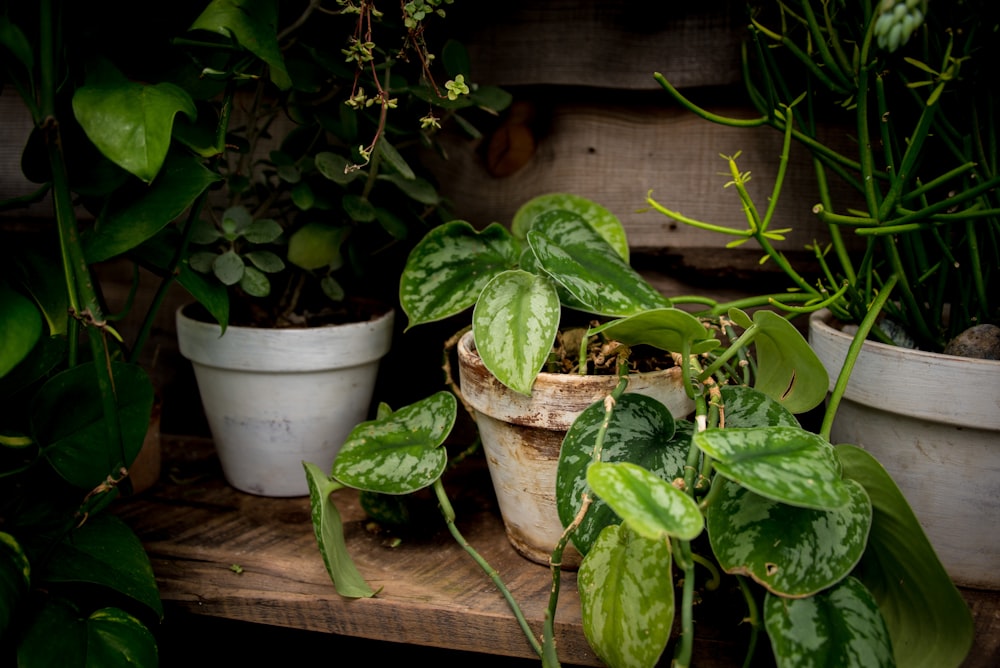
[448,0,747,90]
[117,435,1000,667]
[424,99,863,275]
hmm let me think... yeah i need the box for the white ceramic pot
[176,304,394,497]
[808,309,1000,589]
[457,330,694,568]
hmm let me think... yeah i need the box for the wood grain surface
[116,435,999,667]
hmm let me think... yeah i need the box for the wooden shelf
[117,435,1000,667]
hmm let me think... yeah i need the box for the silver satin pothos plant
[303,194,972,668]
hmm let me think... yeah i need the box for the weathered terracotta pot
[808,309,1000,589]
[457,330,693,568]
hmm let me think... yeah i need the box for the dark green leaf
[213,250,245,285]
[472,270,560,395]
[586,462,703,541]
[0,532,30,637]
[528,210,670,316]
[719,385,801,429]
[512,193,629,260]
[315,151,359,185]
[751,310,829,413]
[695,426,851,509]
[242,218,283,244]
[707,478,871,596]
[0,281,42,378]
[400,221,519,328]
[32,362,154,489]
[765,576,893,668]
[244,250,284,273]
[239,266,271,297]
[43,514,163,619]
[578,524,673,668]
[590,308,715,356]
[837,444,973,668]
[189,0,290,89]
[378,173,440,206]
[343,193,376,222]
[331,392,455,494]
[557,394,688,553]
[83,153,222,262]
[73,69,196,183]
[304,462,377,598]
[375,139,414,180]
[288,223,348,270]
[17,597,157,667]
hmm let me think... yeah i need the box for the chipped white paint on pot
[457,330,693,568]
[809,309,1000,589]
[176,304,394,498]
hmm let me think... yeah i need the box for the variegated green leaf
[751,310,829,414]
[331,392,455,494]
[579,524,673,668]
[556,394,689,554]
[707,478,871,596]
[399,221,519,329]
[527,211,671,316]
[590,308,718,355]
[719,385,801,429]
[837,444,973,668]
[764,576,893,668]
[472,270,560,395]
[586,462,703,541]
[303,462,376,598]
[695,426,851,510]
[510,192,630,261]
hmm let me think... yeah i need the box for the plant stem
[819,273,899,441]
[432,478,543,659]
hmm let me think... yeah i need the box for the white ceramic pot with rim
[457,330,694,568]
[176,303,394,497]
[808,308,1000,589]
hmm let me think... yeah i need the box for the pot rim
[808,308,1000,429]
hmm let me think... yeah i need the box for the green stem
[736,575,762,668]
[819,273,899,441]
[432,478,543,659]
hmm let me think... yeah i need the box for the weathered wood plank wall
[427,0,860,292]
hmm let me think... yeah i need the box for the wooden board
[447,0,747,90]
[116,435,1000,667]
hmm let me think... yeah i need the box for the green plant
[304,193,972,667]
[0,0,503,663]
[649,0,998,353]
[174,0,511,328]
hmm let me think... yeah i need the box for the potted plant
[0,0,213,662]
[165,0,511,496]
[648,0,999,588]
[397,192,698,565]
[303,192,973,667]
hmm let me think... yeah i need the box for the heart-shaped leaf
[83,152,223,262]
[42,513,163,619]
[73,68,196,183]
[764,576,893,667]
[31,362,154,489]
[331,392,455,494]
[472,270,560,395]
[751,310,829,414]
[557,394,688,553]
[719,385,801,429]
[586,461,703,541]
[707,478,871,596]
[304,461,377,598]
[527,211,671,316]
[0,532,30,635]
[836,444,973,668]
[0,281,41,378]
[189,0,290,89]
[400,221,519,328]
[511,192,630,261]
[590,308,718,355]
[16,597,157,667]
[578,523,673,668]
[695,426,851,510]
